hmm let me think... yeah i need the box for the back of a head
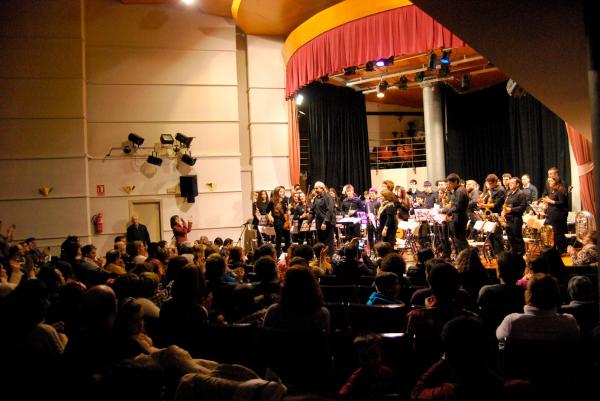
[526,273,560,310]
[228,246,244,263]
[205,254,226,282]
[442,316,488,366]
[428,262,460,301]
[527,256,549,274]
[567,275,594,302]
[166,256,190,283]
[375,272,399,296]
[254,243,276,260]
[213,237,224,247]
[293,244,315,264]
[111,273,140,300]
[172,265,206,302]
[289,256,308,269]
[83,285,117,326]
[344,243,360,261]
[312,242,327,258]
[497,252,526,284]
[280,267,323,315]
[375,242,392,258]
[540,247,567,280]
[254,255,277,282]
[380,253,406,276]
[353,333,383,367]
[417,248,435,265]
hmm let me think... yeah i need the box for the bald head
[83,285,117,326]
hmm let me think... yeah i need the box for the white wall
[246,36,290,193]
[371,167,429,192]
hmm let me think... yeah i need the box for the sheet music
[338,217,361,224]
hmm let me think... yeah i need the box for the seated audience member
[252,256,280,308]
[407,248,435,285]
[379,252,411,302]
[253,243,277,262]
[333,242,373,284]
[102,249,127,275]
[516,255,548,288]
[263,267,330,333]
[560,275,599,337]
[367,272,403,305]
[114,235,131,267]
[364,241,393,271]
[113,297,159,361]
[478,252,526,329]
[410,259,472,308]
[412,316,532,401]
[309,242,332,275]
[567,230,598,266]
[204,254,236,321]
[405,262,479,372]
[136,272,161,319]
[496,273,579,341]
[150,256,189,308]
[455,247,490,300]
[229,284,267,325]
[159,265,209,348]
[339,333,398,397]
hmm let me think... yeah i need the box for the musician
[253,190,270,245]
[377,189,398,246]
[420,180,436,209]
[413,181,435,248]
[477,174,506,256]
[503,177,527,256]
[543,176,569,254]
[293,192,309,245]
[407,179,424,204]
[441,173,469,255]
[364,188,381,250]
[341,184,364,240]
[434,179,452,258]
[304,181,336,256]
[267,186,290,256]
[542,167,564,196]
[521,174,538,211]
[501,173,512,191]
[394,185,411,221]
[465,180,481,235]
[328,187,341,214]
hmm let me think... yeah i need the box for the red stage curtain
[288,99,301,186]
[285,5,466,98]
[566,123,595,215]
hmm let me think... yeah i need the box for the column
[423,84,446,181]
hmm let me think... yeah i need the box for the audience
[367,272,403,305]
[559,275,599,337]
[567,230,598,266]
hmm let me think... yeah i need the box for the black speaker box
[180,175,198,202]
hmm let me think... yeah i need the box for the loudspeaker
[180,175,198,203]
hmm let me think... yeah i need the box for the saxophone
[498,194,510,227]
[479,187,494,219]
[441,191,453,222]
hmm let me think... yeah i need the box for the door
[130,201,162,243]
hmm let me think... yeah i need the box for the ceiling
[121,0,591,138]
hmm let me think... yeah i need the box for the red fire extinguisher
[92,213,104,234]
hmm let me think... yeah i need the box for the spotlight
[375,56,394,67]
[295,93,304,106]
[181,152,197,166]
[175,133,194,148]
[128,133,144,147]
[376,80,388,98]
[427,52,438,70]
[365,61,374,72]
[439,63,450,77]
[414,71,425,83]
[440,49,452,64]
[146,152,163,166]
[343,66,357,75]
[319,75,329,82]
[181,0,195,5]
[160,134,174,145]
[460,74,471,90]
[397,76,408,90]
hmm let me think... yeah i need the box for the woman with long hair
[267,186,291,256]
[394,185,411,221]
[170,215,193,246]
[293,192,310,245]
[328,187,341,215]
[253,190,270,245]
[378,190,398,246]
[543,177,568,254]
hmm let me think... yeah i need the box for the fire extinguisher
[92,213,104,234]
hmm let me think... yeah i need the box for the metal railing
[369,136,426,170]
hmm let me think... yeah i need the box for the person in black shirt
[341,184,364,240]
[441,173,469,256]
[304,181,336,256]
[293,191,310,245]
[377,190,398,247]
[521,174,538,211]
[364,188,381,250]
[478,174,506,256]
[503,177,528,256]
[126,215,150,256]
[543,176,569,254]
[267,186,290,256]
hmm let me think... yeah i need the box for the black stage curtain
[444,83,570,192]
[301,82,371,193]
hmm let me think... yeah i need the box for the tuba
[575,211,596,243]
[540,225,554,248]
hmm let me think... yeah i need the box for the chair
[325,302,350,332]
[321,285,359,303]
[348,303,407,333]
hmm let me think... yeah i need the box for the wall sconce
[123,185,135,194]
[206,182,216,191]
[39,187,53,196]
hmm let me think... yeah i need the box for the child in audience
[367,272,403,305]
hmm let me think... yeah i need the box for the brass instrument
[479,189,495,219]
[575,211,596,243]
[440,191,453,222]
[498,194,510,228]
[540,225,554,247]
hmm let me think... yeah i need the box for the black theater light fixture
[414,71,425,83]
[181,152,197,166]
[343,66,358,75]
[461,74,471,90]
[128,133,144,147]
[146,152,163,166]
[365,61,375,72]
[427,52,438,70]
[175,132,194,148]
[375,56,394,67]
[438,63,450,77]
[376,80,388,98]
[440,49,452,65]
[397,76,409,90]
[160,134,174,145]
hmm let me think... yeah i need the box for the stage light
[397,76,408,90]
[461,74,471,90]
[181,152,197,166]
[376,80,388,98]
[146,152,163,166]
[160,134,174,145]
[319,75,329,82]
[128,133,144,147]
[427,52,438,70]
[440,49,452,64]
[181,0,195,5]
[343,66,357,75]
[365,61,374,72]
[175,133,194,148]
[414,71,425,83]
[295,93,304,106]
[375,56,394,67]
